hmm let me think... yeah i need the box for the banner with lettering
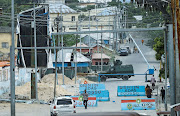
[80,90,110,101]
[117,86,146,96]
[121,98,156,110]
[79,84,106,91]
[71,96,97,107]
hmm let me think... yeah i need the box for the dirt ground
[0,103,50,116]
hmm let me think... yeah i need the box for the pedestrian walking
[81,89,88,109]
[160,87,165,103]
[145,84,150,95]
[129,38,131,43]
[141,39,144,45]
[151,75,156,90]
[146,86,152,98]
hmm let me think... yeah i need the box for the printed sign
[121,98,156,110]
[71,96,97,107]
[80,90,110,101]
[117,86,146,96]
[79,84,105,91]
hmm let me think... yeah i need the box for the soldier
[81,89,88,109]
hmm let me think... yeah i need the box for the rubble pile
[15,74,94,102]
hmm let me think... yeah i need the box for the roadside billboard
[117,86,146,96]
[71,96,97,107]
[121,98,156,110]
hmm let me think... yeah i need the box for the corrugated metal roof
[74,52,91,62]
[49,3,77,14]
[52,49,90,63]
[81,32,113,41]
[92,53,110,59]
[71,42,89,47]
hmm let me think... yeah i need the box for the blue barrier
[80,90,110,101]
[79,84,106,91]
[117,86,146,96]
[121,98,156,110]
[71,96,97,107]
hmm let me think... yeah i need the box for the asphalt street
[75,32,161,116]
[0,33,162,116]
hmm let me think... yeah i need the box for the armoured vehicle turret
[99,60,134,82]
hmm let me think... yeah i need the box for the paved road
[0,33,161,116]
[75,33,161,115]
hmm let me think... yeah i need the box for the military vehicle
[99,60,134,82]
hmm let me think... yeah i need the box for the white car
[50,96,76,116]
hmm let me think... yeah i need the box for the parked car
[118,48,128,56]
[50,96,76,116]
[125,46,131,54]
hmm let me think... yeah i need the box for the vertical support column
[101,25,103,72]
[31,73,36,99]
[175,0,180,104]
[88,10,91,52]
[33,3,38,100]
[54,35,57,98]
[60,6,64,85]
[164,27,168,111]
[10,0,15,115]
[10,46,15,116]
[167,24,176,115]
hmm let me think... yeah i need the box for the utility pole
[10,0,15,115]
[33,3,38,100]
[88,10,91,52]
[75,22,78,84]
[167,24,175,116]
[53,35,57,98]
[164,26,168,111]
[60,6,65,85]
[101,25,103,72]
[174,0,180,104]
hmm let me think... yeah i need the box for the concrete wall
[50,13,79,32]
[0,67,40,96]
[0,33,17,54]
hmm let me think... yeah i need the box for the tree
[153,37,164,60]
[53,34,80,47]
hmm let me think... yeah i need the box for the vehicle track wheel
[122,75,129,80]
[101,76,106,82]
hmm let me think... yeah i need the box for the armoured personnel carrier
[99,60,134,82]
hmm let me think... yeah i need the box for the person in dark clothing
[161,87,165,103]
[145,84,150,95]
[81,89,88,109]
[146,86,152,98]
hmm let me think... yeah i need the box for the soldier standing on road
[82,89,88,109]
[160,87,165,103]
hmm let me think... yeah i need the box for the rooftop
[92,53,110,59]
[49,3,77,14]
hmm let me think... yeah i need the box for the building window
[95,62,98,65]
[2,42,9,48]
[72,16,75,21]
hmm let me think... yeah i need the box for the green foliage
[80,5,95,12]
[65,0,79,4]
[54,34,80,47]
[107,0,122,7]
[153,37,164,60]
[159,65,165,79]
